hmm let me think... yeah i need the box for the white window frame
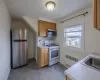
[64,24,85,52]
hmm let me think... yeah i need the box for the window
[64,24,84,49]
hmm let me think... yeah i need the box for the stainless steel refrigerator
[11,29,28,68]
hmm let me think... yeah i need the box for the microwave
[47,29,57,37]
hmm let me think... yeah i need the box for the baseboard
[28,58,36,63]
[3,67,11,80]
[59,62,67,68]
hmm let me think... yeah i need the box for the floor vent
[66,55,78,62]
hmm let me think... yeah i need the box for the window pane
[66,32,81,37]
[66,25,82,32]
[66,38,81,48]
[64,24,83,49]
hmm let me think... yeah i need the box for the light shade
[45,1,56,11]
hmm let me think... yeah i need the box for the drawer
[42,48,48,52]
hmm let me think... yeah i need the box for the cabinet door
[46,22,52,29]
[66,76,71,80]
[44,49,49,65]
[38,20,51,36]
[38,21,47,36]
[51,23,56,30]
[94,0,100,30]
[38,48,49,67]
[40,49,46,67]
[38,48,45,67]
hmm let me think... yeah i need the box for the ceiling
[4,0,92,21]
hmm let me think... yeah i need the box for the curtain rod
[60,12,88,23]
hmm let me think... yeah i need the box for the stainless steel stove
[48,45,60,66]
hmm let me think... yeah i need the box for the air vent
[66,55,78,62]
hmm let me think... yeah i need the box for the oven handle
[49,49,59,51]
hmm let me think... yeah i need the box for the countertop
[37,45,59,48]
[64,53,100,80]
[37,46,49,48]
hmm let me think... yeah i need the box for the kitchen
[0,0,100,80]
[10,19,60,69]
[37,20,59,67]
[9,19,64,80]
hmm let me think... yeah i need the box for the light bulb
[46,1,56,11]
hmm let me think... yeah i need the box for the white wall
[11,19,35,59]
[0,0,11,80]
[23,17,38,60]
[23,16,38,33]
[56,7,100,67]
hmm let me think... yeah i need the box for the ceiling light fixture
[45,1,56,11]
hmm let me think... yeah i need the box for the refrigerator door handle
[13,40,27,42]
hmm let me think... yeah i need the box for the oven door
[49,49,59,61]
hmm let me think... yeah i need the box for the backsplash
[37,37,54,46]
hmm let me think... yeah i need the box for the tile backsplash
[37,37,54,46]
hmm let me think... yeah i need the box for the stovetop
[45,44,59,47]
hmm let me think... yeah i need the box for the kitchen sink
[83,57,100,71]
